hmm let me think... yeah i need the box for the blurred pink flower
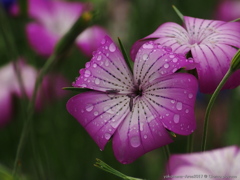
[67,36,198,164]
[131,16,240,94]
[25,0,108,57]
[163,146,240,180]
[215,0,240,21]
[0,60,69,127]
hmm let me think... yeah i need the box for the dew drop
[105,133,111,140]
[164,63,169,68]
[173,114,180,123]
[176,102,183,110]
[97,55,102,61]
[188,93,193,99]
[86,104,94,112]
[185,109,189,113]
[101,38,106,44]
[130,136,140,148]
[143,43,154,49]
[109,43,116,52]
[93,63,97,68]
[105,59,110,66]
[95,78,100,85]
[169,54,175,58]
[144,135,148,139]
[84,70,91,77]
[143,54,148,60]
[171,100,175,104]
[94,111,99,116]
[173,58,178,63]
[105,46,108,49]
[86,62,91,68]
[163,46,172,52]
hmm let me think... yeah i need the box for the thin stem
[12,12,92,175]
[187,133,194,153]
[94,159,144,180]
[201,68,233,151]
[163,145,170,160]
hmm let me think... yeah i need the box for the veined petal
[166,146,240,176]
[144,73,198,135]
[191,43,238,93]
[184,16,240,48]
[66,91,130,150]
[26,23,59,56]
[112,98,173,164]
[73,36,134,93]
[130,22,190,60]
[133,41,196,89]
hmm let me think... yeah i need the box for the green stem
[201,68,233,151]
[94,159,144,180]
[163,145,170,161]
[12,12,92,175]
[187,133,194,153]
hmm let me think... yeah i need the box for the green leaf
[62,87,90,92]
[172,5,184,22]
[118,37,133,74]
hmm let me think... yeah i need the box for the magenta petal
[0,91,12,127]
[130,22,190,61]
[26,23,59,56]
[66,91,130,150]
[112,98,173,164]
[76,26,109,57]
[144,73,198,135]
[166,146,240,176]
[191,44,238,93]
[133,41,196,88]
[73,36,133,93]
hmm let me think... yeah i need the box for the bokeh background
[0,0,240,179]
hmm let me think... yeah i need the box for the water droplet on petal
[163,46,172,52]
[185,109,189,113]
[169,54,175,58]
[105,59,110,66]
[144,135,148,139]
[84,70,91,77]
[173,58,178,63]
[95,78,100,85]
[101,38,106,44]
[97,55,102,61]
[173,114,180,123]
[86,62,91,68]
[105,133,111,140]
[94,111,99,116]
[143,54,148,60]
[188,93,193,99]
[130,136,140,148]
[143,43,154,49]
[176,102,182,110]
[86,104,94,112]
[164,63,169,68]
[109,43,116,52]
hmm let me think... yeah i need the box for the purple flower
[66,36,198,164]
[215,0,240,21]
[164,146,240,179]
[0,60,69,127]
[131,16,240,94]
[25,0,108,57]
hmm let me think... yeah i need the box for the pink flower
[66,36,198,164]
[25,0,108,57]
[164,146,240,179]
[0,60,68,127]
[131,16,240,94]
[215,0,240,21]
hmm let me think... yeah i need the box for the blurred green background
[1,0,240,179]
